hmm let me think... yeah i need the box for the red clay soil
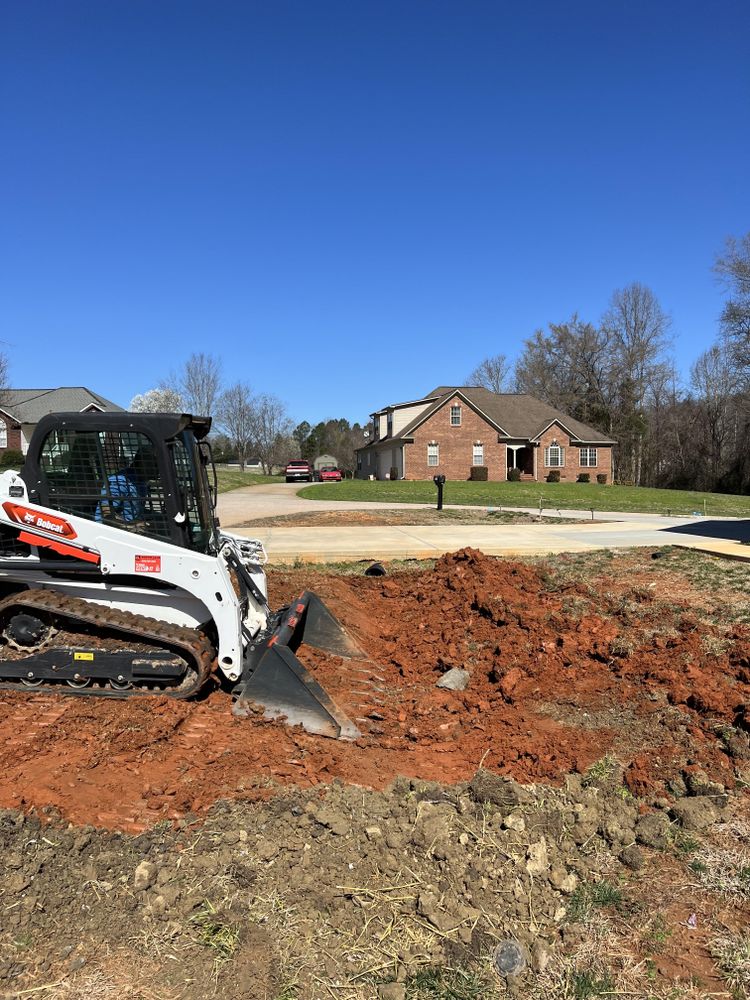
[0,548,747,831]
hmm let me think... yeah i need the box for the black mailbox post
[433,474,446,510]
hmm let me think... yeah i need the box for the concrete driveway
[217,483,750,564]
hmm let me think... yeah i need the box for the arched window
[0,419,7,449]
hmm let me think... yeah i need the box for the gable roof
[364,386,615,446]
[0,388,124,423]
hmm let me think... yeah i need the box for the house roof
[0,387,124,423]
[363,387,615,447]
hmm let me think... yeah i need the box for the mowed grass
[216,469,283,493]
[298,480,750,517]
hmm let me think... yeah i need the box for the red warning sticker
[135,555,161,573]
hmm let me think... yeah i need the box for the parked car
[285,460,313,483]
[319,466,342,482]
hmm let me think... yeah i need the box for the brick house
[0,387,123,460]
[356,386,615,482]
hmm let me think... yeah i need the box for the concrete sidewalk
[229,518,750,564]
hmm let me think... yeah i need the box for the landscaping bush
[507,468,522,482]
[546,470,560,483]
[577,472,590,483]
[597,473,608,484]
[389,466,399,482]
[0,449,24,469]
[469,465,488,481]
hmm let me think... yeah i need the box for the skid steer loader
[0,411,364,739]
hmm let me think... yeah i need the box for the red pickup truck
[285,460,313,483]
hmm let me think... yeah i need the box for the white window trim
[472,444,484,465]
[427,443,439,467]
[450,405,461,426]
[580,447,598,467]
[544,444,565,468]
[0,419,6,449]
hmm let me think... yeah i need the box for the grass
[581,755,621,788]
[189,900,240,965]
[403,965,500,999]
[711,931,750,998]
[216,469,283,492]
[298,479,750,517]
[570,969,615,999]
[567,881,624,922]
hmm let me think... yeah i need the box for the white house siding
[391,402,430,435]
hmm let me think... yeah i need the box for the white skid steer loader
[0,412,363,739]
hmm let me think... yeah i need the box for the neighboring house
[357,386,616,482]
[0,387,124,459]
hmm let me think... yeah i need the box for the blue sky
[1,0,748,425]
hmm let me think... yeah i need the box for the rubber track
[0,588,215,700]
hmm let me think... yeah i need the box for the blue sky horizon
[2,0,748,426]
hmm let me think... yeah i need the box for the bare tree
[216,382,254,470]
[168,353,222,416]
[467,353,512,393]
[715,232,750,381]
[249,393,295,474]
[515,316,613,428]
[130,387,184,412]
[0,348,10,405]
[691,345,738,488]
[601,284,671,485]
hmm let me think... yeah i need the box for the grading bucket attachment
[233,591,366,740]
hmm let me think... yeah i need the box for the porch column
[507,444,522,469]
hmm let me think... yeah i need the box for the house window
[387,413,393,436]
[450,405,461,426]
[580,447,598,467]
[0,419,6,449]
[472,444,484,465]
[427,443,439,467]
[544,444,564,468]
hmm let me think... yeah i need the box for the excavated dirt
[0,548,748,832]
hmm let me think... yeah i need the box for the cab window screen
[39,429,171,542]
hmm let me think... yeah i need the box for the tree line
[129,361,366,474]
[467,231,750,492]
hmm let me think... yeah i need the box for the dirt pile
[1,770,745,1000]
[0,548,748,830]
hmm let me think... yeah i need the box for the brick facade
[0,413,22,457]
[536,423,611,482]
[406,398,507,481]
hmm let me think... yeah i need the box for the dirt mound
[2,775,746,999]
[0,548,748,830]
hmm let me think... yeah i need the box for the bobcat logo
[23,512,36,525]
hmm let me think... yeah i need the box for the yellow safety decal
[74,652,95,661]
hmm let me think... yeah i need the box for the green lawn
[216,469,283,493]
[298,480,750,517]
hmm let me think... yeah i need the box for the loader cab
[20,412,218,554]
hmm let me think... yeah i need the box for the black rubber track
[0,588,215,700]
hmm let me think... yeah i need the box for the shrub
[469,465,488,481]
[389,466,398,481]
[597,473,608,484]
[507,467,521,482]
[577,472,590,483]
[0,449,24,469]
[546,470,560,483]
